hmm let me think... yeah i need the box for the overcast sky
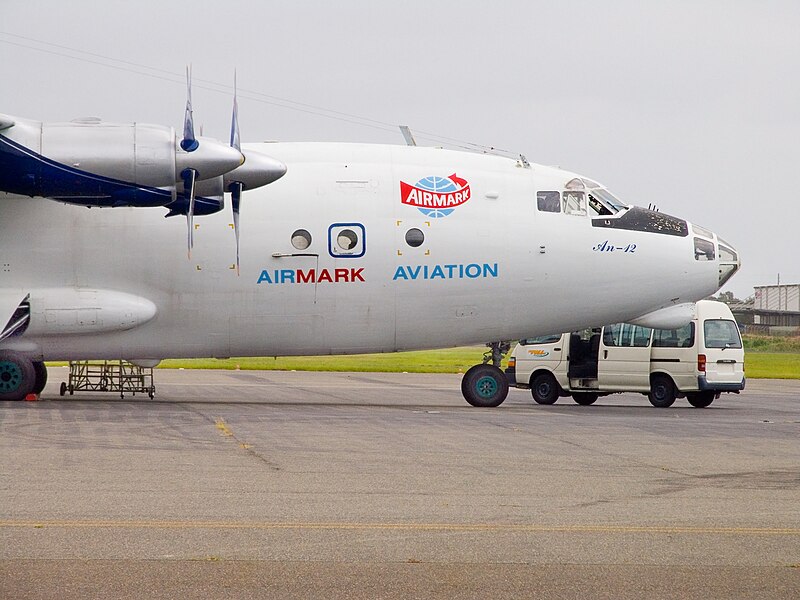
[2,1,798,299]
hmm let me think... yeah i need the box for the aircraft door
[597,323,653,391]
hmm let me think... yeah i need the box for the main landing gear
[461,341,511,407]
[0,350,46,401]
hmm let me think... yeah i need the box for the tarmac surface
[1,368,799,599]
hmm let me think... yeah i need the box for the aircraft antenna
[399,126,417,147]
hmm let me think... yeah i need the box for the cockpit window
[562,191,587,216]
[694,237,715,261]
[588,193,613,216]
[561,178,627,217]
[693,224,714,239]
[537,191,560,213]
[718,239,737,263]
[595,188,627,211]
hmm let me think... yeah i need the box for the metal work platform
[59,360,155,399]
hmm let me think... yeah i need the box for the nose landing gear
[461,341,511,407]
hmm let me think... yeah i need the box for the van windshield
[520,334,561,345]
[703,320,742,349]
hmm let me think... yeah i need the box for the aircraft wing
[0,115,14,131]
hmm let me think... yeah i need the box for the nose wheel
[461,341,511,407]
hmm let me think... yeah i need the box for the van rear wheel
[648,375,676,408]
[687,391,715,408]
[530,372,560,404]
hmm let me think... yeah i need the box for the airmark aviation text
[256,263,499,284]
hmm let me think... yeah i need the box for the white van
[505,300,745,408]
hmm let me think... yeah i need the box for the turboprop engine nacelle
[0,115,242,207]
[628,302,697,330]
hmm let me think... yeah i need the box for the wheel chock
[24,393,40,402]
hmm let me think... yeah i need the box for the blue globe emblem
[414,176,457,218]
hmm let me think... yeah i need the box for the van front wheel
[531,373,560,405]
[687,391,715,408]
[648,375,676,408]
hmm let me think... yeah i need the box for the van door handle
[717,359,736,364]
[554,348,561,351]
[603,350,608,359]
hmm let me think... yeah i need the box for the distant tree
[719,291,735,303]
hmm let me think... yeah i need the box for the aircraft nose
[690,224,740,289]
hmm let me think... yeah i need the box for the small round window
[405,228,424,247]
[336,229,358,251]
[291,229,312,250]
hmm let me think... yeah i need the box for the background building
[727,284,800,332]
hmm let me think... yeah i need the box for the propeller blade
[230,73,243,275]
[180,65,199,152]
[230,71,241,153]
[182,168,197,257]
[231,181,242,274]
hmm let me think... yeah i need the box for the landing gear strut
[461,341,511,407]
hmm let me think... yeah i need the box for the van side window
[603,323,652,347]
[537,191,560,213]
[703,320,742,349]
[652,323,695,348]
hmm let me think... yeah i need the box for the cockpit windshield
[537,178,630,218]
[589,187,628,212]
[566,178,629,216]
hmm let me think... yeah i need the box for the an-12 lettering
[593,241,637,253]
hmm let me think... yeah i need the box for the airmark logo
[257,268,364,284]
[400,174,471,218]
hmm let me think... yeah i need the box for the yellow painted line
[0,520,797,536]
[214,417,233,436]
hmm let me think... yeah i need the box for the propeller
[229,73,243,274]
[180,66,199,152]
[181,66,198,257]
[182,167,197,257]
[222,72,288,273]
[170,69,285,265]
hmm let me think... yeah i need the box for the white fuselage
[1,142,724,362]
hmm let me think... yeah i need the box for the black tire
[648,375,676,408]
[32,361,48,395]
[572,392,598,406]
[0,350,36,401]
[530,372,560,405]
[461,364,509,407]
[687,391,715,408]
[60,382,67,397]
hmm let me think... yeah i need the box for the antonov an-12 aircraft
[0,80,740,406]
